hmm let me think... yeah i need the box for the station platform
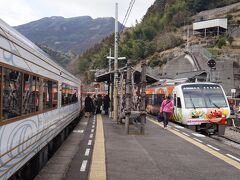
[35,114,240,180]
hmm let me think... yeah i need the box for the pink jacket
[160,99,174,113]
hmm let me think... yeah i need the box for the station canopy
[174,70,207,82]
[95,66,158,84]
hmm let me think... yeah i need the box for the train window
[68,86,73,103]
[0,65,58,124]
[22,74,36,114]
[182,84,228,108]
[62,83,66,105]
[72,87,78,103]
[43,80,53,109]
[149,94,153,105]
[177,97,182,108]
[174,94,176,106]
[52,82,58,108]
[184,93,205,108]
[61,83,78,106]
[2,68,22,120]
[154,95,158,105]
[35,77,40,112]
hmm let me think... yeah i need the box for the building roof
[174,70,207,80]
[193,18,228,31]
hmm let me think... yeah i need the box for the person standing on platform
[103,95,110,115]
[160,94,174,129]
[96,94,103,114]
[84,94,93,117]
[92,94,97,115]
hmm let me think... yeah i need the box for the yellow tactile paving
[89,115,106,180]
[147,117,240,170]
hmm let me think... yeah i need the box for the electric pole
[113,2,119,122]
[108,48,112,72]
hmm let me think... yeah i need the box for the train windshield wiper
[207,96,220,109]
[189,95,196,109]
[212,102,220,109]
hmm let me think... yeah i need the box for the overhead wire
[121,0,136,32]
[122,0,134,26]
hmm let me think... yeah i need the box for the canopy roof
[95,66,158,84]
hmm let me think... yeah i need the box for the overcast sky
[0,0,155,27]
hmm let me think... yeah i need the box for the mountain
[73,0,240,82]
[36,44,77,69]
[15,16,124,54]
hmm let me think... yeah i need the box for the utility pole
[107,54,126,120]
[107,48,112,72]
[125,59,131,134]
[140,60,147,135]
[114,2,119,122]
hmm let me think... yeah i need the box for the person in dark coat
[96,94,103,114]
[103,95,110,115]
[92,94,97,115]
[84,94,93,117]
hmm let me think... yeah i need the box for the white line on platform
[89,134,93,138]
[182,132,190,137]
[91,129,95,133]
[88,140,92,146]
[174,125,184,129]
[73,130,84,133]
[226,154,240,162]
[173,128,180,132]
[207,144,220,151]
[85,148,90,156]
[92,125,95,128]
[193,138,203,143]
[93,122,95,125]
[80,160,88,172]
[192,133,206,137]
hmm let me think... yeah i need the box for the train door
[173,91,182,122]
[173,92,177,115]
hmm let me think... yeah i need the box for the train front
[177,83,230,126]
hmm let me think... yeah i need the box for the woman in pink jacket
[160,94,174,129]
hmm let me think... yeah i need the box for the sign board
[231,89,236,93]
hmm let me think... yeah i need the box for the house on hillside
[193,18,228,37]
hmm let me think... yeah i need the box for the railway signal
[207,59,216,69]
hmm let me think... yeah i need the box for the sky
[0,0,155,27]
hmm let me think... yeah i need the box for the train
[146,82,231,132]
[0,19,82,179]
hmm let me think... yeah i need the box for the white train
[146,82,230,132]
[0,19,82,179]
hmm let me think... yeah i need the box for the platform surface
[36,114,240,180]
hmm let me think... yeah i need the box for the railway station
[1,1,240,180]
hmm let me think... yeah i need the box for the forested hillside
[74,0,240,81]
